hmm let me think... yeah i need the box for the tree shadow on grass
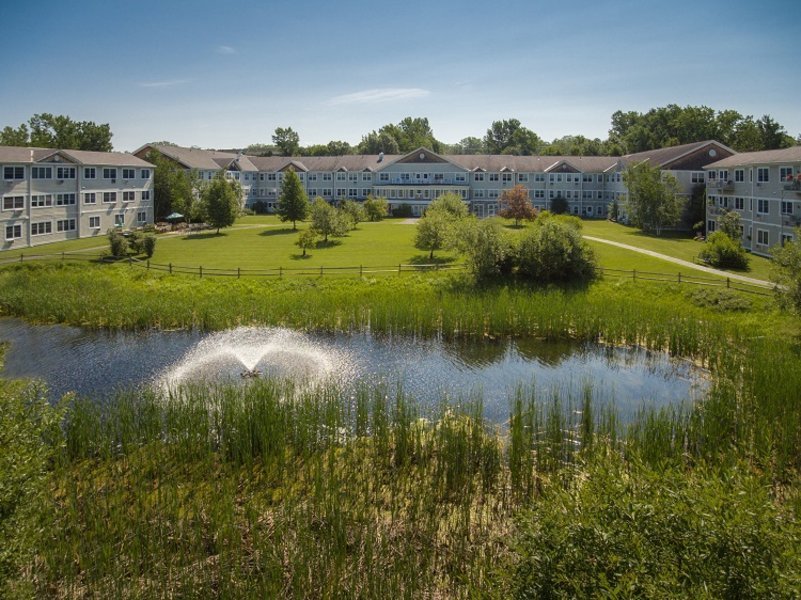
[290,253,313,261]
[259,228,298,237]
[315,240,343,249]
[181,232,226,241]
[407,254,456,265]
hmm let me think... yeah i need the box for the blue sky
[1,0,798,151]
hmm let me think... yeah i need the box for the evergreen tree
[277,170,309,230]
[202,173,240,234]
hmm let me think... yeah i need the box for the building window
[322,188,332,197]
[103,192,117,203]
[348,173,358,182]
[56,219,76,232]
[123,191,136,202]
[137,211,147,223]
[336,173,346,181]
[121,168,134,180]
[322,173,332,181]
[31,194,53,207]
[141,190,150,201]
[488,190,500,199]
[780,167,794,181]
[56,193,76,206]
[734,169,744,182]
[362,173,372,182]
[735,197,744,210]
[103,168,117,179]
[489,173,499,182]
[473,190,485,199]
[114,214,125,227]
[534,174,545,182]
[717,170,729,181]
[89,216,100,229]
[140,169,151,179]
[3,166,24,180]
[535,190,545,199]
[691,172,705,184]
[56,166,76,179]
[757,199,769,214]
[502,173,513,183]
[31,221,52,236]
[782,233,793,245]
[5,224,22,240]
[3,196,25,210]
[348,188,357,198]
[32,166,52,179]
[308,174,317,181]
[84,167,96,179]
[757,229,769,245]
[83,192,96,204]
[782,201,794,215]
[757,167,769,183]
[473,173,484,182]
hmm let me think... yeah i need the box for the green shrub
[458,219,514,280]
[393,203,413,218]
[513,460,801,598]
[142,234,157,258]
[699,232,749,270]
[517,218,596,283]
[364,195,388,221]
[107,229,128,257]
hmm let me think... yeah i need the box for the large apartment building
[1,146,154,249]
[137,140,731,220]
[704,147,801,257]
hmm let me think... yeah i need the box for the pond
[0,319,707,423]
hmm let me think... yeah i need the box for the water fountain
[159,327,349,390]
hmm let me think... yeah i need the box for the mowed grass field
[581,220,774,281]
[0,214,775,283]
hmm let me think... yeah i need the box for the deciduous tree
[310,198,350,242]
[272,126,300,156]
[622,162,682,235]
[364,195,388,221]
[499,184,537,226]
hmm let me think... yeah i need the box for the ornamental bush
[516,218,596,283]
[699,231,749,270]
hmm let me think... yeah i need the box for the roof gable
[381,147,467,171]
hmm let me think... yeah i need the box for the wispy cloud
[327,88,430,106]
[216,45,237,55]
[138,79,191,88]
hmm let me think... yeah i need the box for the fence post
[398,264,401,274]
[633,269,636,280]
[279,266,282,278]
[199,266,203,278]
[19,254,23,263]
[727,277,730,288]
[237,267,240,279]
[320,265,323,277]
[360,265,363,277]
[147,260,150,270]
[678,272,681,283]
[169,262,172,274]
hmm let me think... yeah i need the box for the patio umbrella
[165,212,184,222]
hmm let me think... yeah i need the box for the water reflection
[0,319,707,424]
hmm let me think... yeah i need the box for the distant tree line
[0,113,113,151]
[245,105,798,158]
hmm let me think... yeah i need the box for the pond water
[0,319,706,423]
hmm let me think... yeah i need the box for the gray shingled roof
[135,144,239,170]
[705,146,801,169]
[621,140,732,169]
[248,155,397,172]
[0,145,152,167]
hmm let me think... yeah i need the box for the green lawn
[0,215,774,283]
[581,220,774,281]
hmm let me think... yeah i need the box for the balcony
[714,180,735,191]
[783,179,801,193]
[378,177,469,186]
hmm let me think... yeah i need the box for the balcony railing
[714,180,735,191]
[783,179,801,193]
[377,178,470,186]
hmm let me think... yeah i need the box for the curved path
[583,235,774,289]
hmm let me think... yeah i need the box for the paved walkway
[583,236,774,288]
